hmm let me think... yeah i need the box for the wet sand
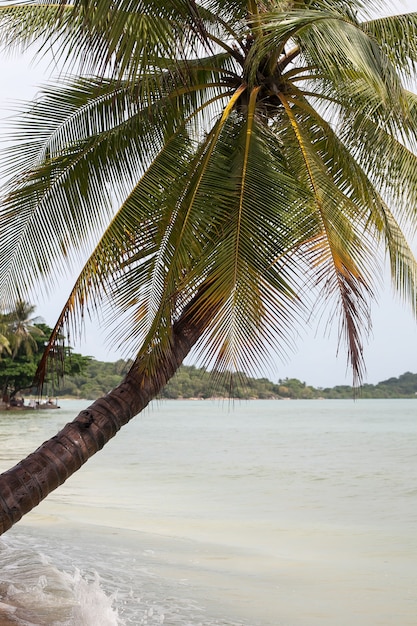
[0,608,19,626]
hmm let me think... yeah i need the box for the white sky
[0,0,417,388]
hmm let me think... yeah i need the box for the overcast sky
[0,1,416,388]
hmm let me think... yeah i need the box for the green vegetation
[59,363,417,400]
[57,359,130,400]
[0,300,91,401]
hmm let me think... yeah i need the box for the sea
[0,398,415,626]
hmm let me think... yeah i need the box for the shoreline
[7,516,416,626]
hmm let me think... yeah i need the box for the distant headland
[56,362,417,400]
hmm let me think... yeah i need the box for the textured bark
[0,295,211,535]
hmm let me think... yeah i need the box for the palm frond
[0,0,220,81]
[363,12,417,78]
[0,66,234,307]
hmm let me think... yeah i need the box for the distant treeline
[58,361,417,400]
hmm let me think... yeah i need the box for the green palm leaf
[363,12,417,77]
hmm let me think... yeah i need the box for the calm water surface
[0,399,415,625]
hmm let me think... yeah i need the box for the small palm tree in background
[0,299,45,401]
[0,0,417,533]
[6,300,44,359]
[0,315,11,359]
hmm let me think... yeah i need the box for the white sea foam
[0,535,120,625]
[65,570,119,625]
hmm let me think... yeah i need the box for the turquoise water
[0,399,416,625]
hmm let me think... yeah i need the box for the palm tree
[0,299,45,401]
[6,300,44,359]
[0,0,417,534]
[0,314,11,360]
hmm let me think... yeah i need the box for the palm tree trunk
[0,293,214,535]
